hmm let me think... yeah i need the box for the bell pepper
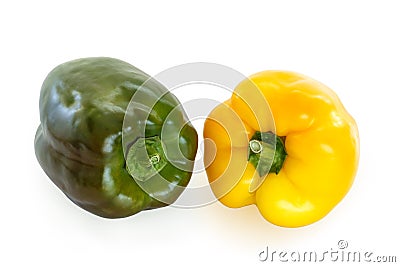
[34,57,198,218]
[204,70,359,227]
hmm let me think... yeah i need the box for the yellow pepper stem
[248,131,287,176]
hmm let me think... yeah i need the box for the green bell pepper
[34,57,198,218]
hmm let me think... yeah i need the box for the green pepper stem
[248,131,287,177]
[149,154,160,165]
[126,136,167,182]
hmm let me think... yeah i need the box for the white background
[1,0,399,266]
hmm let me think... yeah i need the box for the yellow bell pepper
[203,71,359,227]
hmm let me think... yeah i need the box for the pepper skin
[35,57,198,218]
[204,71,359,227]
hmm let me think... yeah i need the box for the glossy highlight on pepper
[34,57,198,218]
[203,71,359,227]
